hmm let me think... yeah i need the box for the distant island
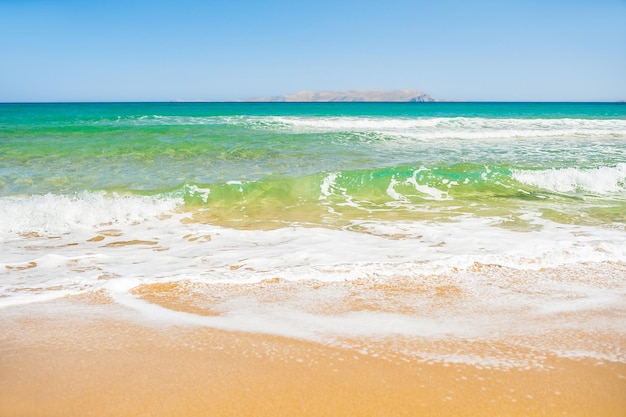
[234,89,440,102]
[170,90,457,103]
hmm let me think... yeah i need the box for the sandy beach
[2,103,625,416]
[3,0,626,411]
[1,292,624,417]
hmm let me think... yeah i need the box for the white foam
[259,116,626,141]
[404,168,450,200]
[386,177,405,201]
[101,268,625,366]
[512,163,626,195]
[109,115,233,126]
[318,172,361,210]
[2,212,624,299]
[0,290,75,309]
[319,172,339,200]
[184,184,211,203]
[0,192,183,235]
[94,115,626,143]
[2,210,624,365]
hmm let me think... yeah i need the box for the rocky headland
[241,89,438,102]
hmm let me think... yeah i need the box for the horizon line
[1,100,625,104]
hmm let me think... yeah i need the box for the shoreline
[1,297,625,417]
[1,101,625,416]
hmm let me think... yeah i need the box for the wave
[513,163,626,195]
[265,115,626,131]
[77,115,626,140]
[2,162,624,235]
[262,117,626,143]
[178,165,513,206]
[181,163,626,207]
[0,192,182,235]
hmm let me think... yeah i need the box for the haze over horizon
[1,0,625,103]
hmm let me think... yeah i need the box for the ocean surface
[1,102,625,366]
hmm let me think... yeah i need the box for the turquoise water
[1,102,625,227]
[2,102,626,365]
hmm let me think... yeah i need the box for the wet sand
[1,297,625,417]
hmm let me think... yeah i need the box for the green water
[1,102,625,228]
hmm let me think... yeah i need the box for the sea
[1,102,625,367]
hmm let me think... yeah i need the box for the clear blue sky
[1,0,625,102]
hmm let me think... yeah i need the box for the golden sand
[1,297,624,417]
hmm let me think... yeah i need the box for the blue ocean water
[1,102,625,225]
[1,102,625,365]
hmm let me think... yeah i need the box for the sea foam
[0,192,182,235]
[512,163,626,195]
[101,115,626,142]
[260,116,626,140]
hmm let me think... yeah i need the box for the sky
[1,0,625,102]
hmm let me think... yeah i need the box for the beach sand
[1,294,625,417]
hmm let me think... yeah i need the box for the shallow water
[1,102,625,366]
